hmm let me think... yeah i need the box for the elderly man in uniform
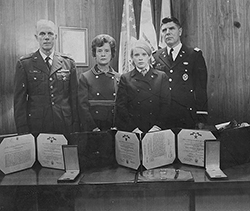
[153,17,208,129]
[115,40,171,133]
[78,34,120,131]
[14,19,79,136]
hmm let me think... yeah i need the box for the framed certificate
[59,27,89,66]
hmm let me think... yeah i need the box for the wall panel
[1,0,250,134]
[173,0,250,125]
[0,0,125,134]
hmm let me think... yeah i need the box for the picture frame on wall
[59,27,88,66]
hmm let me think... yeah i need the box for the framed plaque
[59,27,89,66]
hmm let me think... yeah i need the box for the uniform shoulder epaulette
[60,53,74,61]
[20,53,33,60]
[194,47,201,52]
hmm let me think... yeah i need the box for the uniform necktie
[141,69,147,76]
[45,57,51,70]
[169,48,174,64]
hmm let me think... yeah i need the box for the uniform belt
[89,100,115,106]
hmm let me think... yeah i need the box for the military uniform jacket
[14,50,79,135]
[78,65,120,131]
[153,44,208,128]
[115,68,171,133]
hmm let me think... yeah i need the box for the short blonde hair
[130,40,152,57]
[36,19,57,35]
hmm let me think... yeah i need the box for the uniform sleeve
[68,60,80,132]
[14,60,29,134]
[78,73,97,131]
[193,50,208,122]
[114,75,137,131]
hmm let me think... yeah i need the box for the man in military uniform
[153,17,208,129]
[78,34,120,131]
[14,19,79,136]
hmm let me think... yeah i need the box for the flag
[118,0,137,74]
[158,0,172,49]
[139,0,157,53]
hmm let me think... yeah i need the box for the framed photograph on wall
[59,27,88,66]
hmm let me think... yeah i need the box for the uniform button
[95,111,99,114]
[170,70,173,73]
[49,78,53,81]
[111,76,114,79]
[169,87,172,91]
[190,90,193,92]
[113,93,116,96]
[96,76,99,79]
[149,112,152,115]
[149,100,152,103]
[169,78,172,82]
[96,93,100,96]
[50,86,53,89]
[137,102,140,105]
[137,89,140,92]
[34,77,37,80]
[149,88,152,91]
[185,69,188,72]
[51,94,54,97]
[52,102,55,105]
[29,114,31,117]
[189,108,193,111]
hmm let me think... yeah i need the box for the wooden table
[0,162,250,211]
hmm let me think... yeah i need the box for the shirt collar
[39,50,54,61]
[136,64,150,73]
[167,42,182,59]
[93,64,114,75]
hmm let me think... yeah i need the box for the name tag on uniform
[29,70,42,73]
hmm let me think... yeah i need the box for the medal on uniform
[62,73,67,81]
[182,73,188,81]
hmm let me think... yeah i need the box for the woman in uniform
[115,40,171,133]
[78,34,120,131]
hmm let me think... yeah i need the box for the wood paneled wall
[1,0,250,134]
[172,0,250,125]
[0,0,125,134]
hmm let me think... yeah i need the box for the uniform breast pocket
[56,71,70,92]
[27,71,45,95]
[56,72,70,81]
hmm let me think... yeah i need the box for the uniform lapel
[172,45,189,68]
[147,68,158,82]
[32,51,49,74]
[131,68,157,88]
[50,53,63,75]
[131,69,143,81]
[158,48,172,68]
